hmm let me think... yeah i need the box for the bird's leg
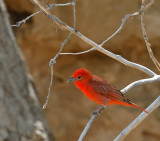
[92,105,107,116]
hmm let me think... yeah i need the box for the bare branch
[100,0,155,46]
[61,12,139,55]
[42,65,53,109]
[42,33,72,109]
[72,0,76,29]
[114,96,160,141]
[60,48,95,55]
[48,3,72,9]
[121,75,160,94]
[30,0,156,77]
[78,105,106,141]
[100,12,139,46]
[43,0,76,109]
[12,2,72,27]
[49,33,72,67]
[146,0,156,9]
[141,0,160,71]
[61,11,140,55]
[12,11,40,27]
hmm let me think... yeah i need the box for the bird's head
[67,68,92,86]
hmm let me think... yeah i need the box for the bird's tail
[130,102,149,113]
[108,100,149,113]
[112,100,149,113]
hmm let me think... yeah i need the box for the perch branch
[78,105,106,141]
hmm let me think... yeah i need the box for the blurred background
[4,0,160,140]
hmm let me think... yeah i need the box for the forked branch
[30,0,156,77]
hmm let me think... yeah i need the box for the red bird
[67,68,149,113]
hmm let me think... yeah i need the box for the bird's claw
[92,110,99,116]
[92,105,106,116]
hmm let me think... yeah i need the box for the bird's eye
[77,76,82,79]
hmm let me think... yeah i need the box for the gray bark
[0,0,55,140]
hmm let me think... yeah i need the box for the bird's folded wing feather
[90,75,131,104]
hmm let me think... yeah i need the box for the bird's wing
[90,75,132,104]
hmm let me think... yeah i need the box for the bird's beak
[67,77,76,83]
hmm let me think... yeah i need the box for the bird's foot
[92,109,100,116]
[92,105,106,116]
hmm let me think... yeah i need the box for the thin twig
[146,0,156,9]
[12,11,40,27]
[60,48,95,55]
[61,9,140,54]
[42,0,76,109]
[48,3,72,9]
[100,12,139,46]
[114,96,160,141]
[61,11,139,55]
[42,65,53,109]
[30,0,156,77]
[12,2,72,27]
[100,0,155,46]
[42,33,72,109]
[61,5,141,54]
[141,0,160,71]
[59,1,154,55]
[72,0,76,29]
